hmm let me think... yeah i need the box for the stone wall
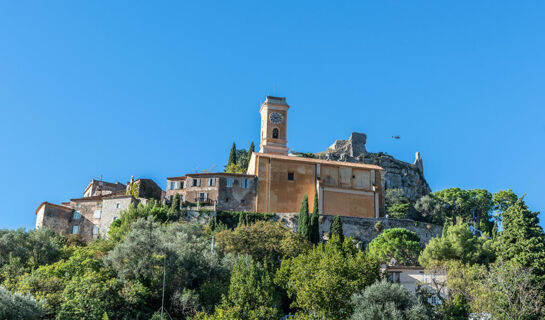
[315,132,431,201]
[190,211,441,247]
[100,196,139,237]
[274,213,442,246]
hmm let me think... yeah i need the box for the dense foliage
[1,187,545,319]
[367,228,422,266]
[351,279,428,320]
[275,236,379,319]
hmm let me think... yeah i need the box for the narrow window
[94,210,102,219]
[73,211,81,220]
[227,178,233,188]
[199,193,207,201]
[170,181,175,190]
[181,181,185,189]
[241,178,249,189]
[72,226,79,234]
[92,225,99,235]
[273,128,279,139]
[288,172,295,181]
[116,203,120,209]
[208,178,216,187]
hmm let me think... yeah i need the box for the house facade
[35,178,163,241]
[166,173,257,212]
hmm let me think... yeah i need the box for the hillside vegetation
[1,189,544,320]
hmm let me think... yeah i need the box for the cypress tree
[238,213,245,228]
[248,141,255,157]
[495,198,545,281]
[330,215,344,243]
[168,193,181,221]
[310,191,320,244]
[228,142,237,166]
[310,211,320,244]
[298,195,311,241]
[208,216,216,231]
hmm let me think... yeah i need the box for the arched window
[273,128,279,139]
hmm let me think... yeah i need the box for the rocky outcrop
[315,132,431,201]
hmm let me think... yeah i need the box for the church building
[247,96,386,218]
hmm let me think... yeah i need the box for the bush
[0,286,43,320]
[351,279,428,320]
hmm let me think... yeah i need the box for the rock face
[316,132,431,201]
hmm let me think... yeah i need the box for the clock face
[270,112,283,124]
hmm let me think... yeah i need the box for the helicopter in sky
[392,135,401,140]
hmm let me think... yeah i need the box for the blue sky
[1,1,544,230]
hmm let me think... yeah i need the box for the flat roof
[253,152,385,171]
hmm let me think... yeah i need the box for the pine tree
[330,215,344,243]
[310,191,320,244]
[495,198,545,281]
[298,195,311,241]
[228,142,237,166]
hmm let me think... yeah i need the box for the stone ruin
[315,132,431,201]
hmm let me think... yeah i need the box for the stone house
[83,179,126,197]
[35,178,163,241]
[166,173,257,211]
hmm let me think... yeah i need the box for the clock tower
[260,96,289,155]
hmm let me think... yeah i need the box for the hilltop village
[35,96,432,242]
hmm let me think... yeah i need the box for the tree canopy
[275,235,379,319]
[367,228,422,266]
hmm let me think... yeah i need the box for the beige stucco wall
[254,153,384,217]
[322,189,375,217]
[257,157,317,213]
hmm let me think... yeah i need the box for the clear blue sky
[1,1,544,230]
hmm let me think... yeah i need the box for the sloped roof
[253,152,385,171]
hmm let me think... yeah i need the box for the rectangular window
[288,172,295,181]
[92,225,99,235]
[227,178,234,187]
[73,211,81,220]
[241,178,249,189]
[170,181,176,190]
[181,181,186,189]
[116,203,120,209]
[72,226,79,234]
[94,210,102,219]
[208,178,216,187]
[199,193,207,201]
[192,178,200,187]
